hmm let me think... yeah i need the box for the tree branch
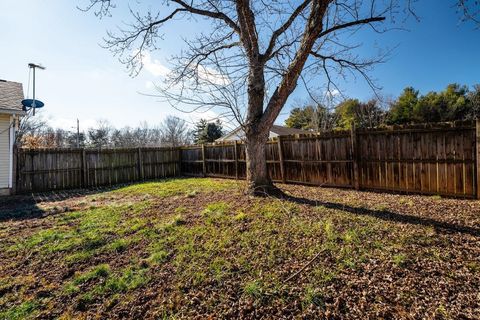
[259,0,331,131]
[262,0,311,61]
[260,13,386,130]
[171,0,240,33]
[317,16,386,39]
[235,0,260,61]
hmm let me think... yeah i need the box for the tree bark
[245,128,272,195]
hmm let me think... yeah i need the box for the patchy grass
[114,178,237,198]
[243,280,265,300]
[0,178,479,318]
[0,300,40,320]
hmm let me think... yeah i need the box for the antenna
[23,63,46,115]
[28,63,46,70]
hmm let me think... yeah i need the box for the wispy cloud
[330,89,340,97]
[197,65,230,86]
[140,51,170,77]
[139,51,229,86]
[187,110,220,124]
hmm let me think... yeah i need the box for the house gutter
[0,108,26,115]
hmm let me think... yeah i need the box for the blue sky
[0,0,479,131]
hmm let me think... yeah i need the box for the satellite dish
[22,99,45,111]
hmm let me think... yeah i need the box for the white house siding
[0,114,11,189]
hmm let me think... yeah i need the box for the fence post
[234,141,239,180]
[351,124,360,190]
[277,136,286,183]
[178,147,182,177]
[81,148,87,188]
[201,144,206,177]
[137,147,144,181]
[476,119,480,199]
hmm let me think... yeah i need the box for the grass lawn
[0,178,479,319]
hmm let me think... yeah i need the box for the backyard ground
[0,178,479,319]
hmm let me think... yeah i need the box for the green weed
[65,264,111,294]
[243,280,264,300]
[0,300,39,320]
[303,286,324,308]
[392,254,407,267]
[202,201,230,224]
[147,250,169,265]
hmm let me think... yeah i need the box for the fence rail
[15,120,480,198]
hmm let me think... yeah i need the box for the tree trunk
[245,129,274,195]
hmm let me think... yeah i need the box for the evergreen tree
[387,87,419,124]
[413,84,468,122]
[193,119,223,143]
[285,106,315,130]
[335,99,386,129]
[192,119,208,143]
[387,84,474,124]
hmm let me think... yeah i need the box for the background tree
[16,111,48,145]
[414,84,468,123]
[285,103,337,131]
[335,99,361,129]
[285,106,315,130]
[17,117,187,149]
[84,0,408,194]
[159,116,190,147]
[110,127,134,148]
[87,120,112,148]
[387,87,419,125]
[387,84,474,124]
[466,85,480,119]
[313,104,338,131]
[335,99,386,129]
[193,119,223,144]
[192,119,207,143]
[66,131,87,148]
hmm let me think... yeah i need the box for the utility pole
[28,63,45,116]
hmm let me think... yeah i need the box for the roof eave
[0,108,26,115]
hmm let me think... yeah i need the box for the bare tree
[83,0,421,193]
[87,120,112,148]
[354,99,387,128]
[16,110,48,145]
[159,116,189,147]
[457,0,480,25]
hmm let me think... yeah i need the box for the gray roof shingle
[216,125,311,141]
[270,125,310,136]
[0,80,24,112]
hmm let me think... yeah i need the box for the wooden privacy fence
[15,147,181,193]
[181,120,479,199]
[181,131,355,188]
[15,120,480,198]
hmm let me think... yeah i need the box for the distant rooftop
[216,125,310,142]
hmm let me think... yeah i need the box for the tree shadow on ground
[275,191,480,238]
[0,177,195,222]
[0,185,127,223]
[0,195,44,222]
